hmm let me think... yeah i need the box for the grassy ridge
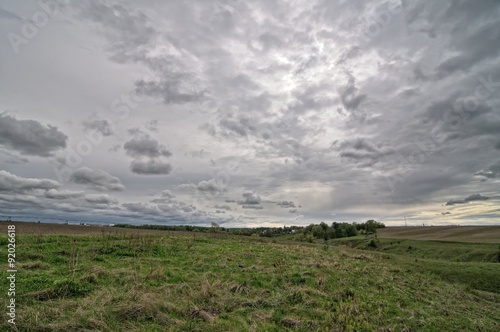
[1,232,499,331]
[331,237,500,294]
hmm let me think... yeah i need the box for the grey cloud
[79,1,157,62]
[124,136,171,158]
[196,179,225,194]
[214,204,231,211]
[135,79,205,105]
[445,194,490,206]
[2,0,500,226]
[84,194,118,205]
[337,46,361,65]
[238,191,261,205]
[340,76,367,112]
[70,167,125,191]
[242,205,263,210]
[45,189,83,200]
[145,120,159,132]
[338,138,394,165]
[82,119,113,136]
[123,202,161,215]
[219,117,255,137]
[288,84,336,114]
[0,113,67,157]
[474,161,500,179]
[161,190,175,198]
[277,201,295,208]
[121,192,224,225]
[109,144,121,152]
[0,170,59,193]
[130,159,172,175]
[435,20,500,77]
[127,127,144,136]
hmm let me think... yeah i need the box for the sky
[0,0,499,227]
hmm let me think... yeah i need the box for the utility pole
[404,217,407,227]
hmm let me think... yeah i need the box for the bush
[368,239,378,248]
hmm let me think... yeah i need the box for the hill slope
[377,226,500,243]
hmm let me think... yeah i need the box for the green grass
[1,232,499,331]
[329,236,500,293]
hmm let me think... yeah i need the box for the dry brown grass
[378,226,500,243]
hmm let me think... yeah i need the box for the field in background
[0,222,499,331]
[377,226,500,243]
[0,221,169,236]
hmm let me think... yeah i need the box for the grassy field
[377,226,500,243]
[1,222,499,331]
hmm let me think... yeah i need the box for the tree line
[113,219,384,240]
[296,220,385,242]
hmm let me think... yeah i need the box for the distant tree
[312,225,324,239]
[345,224,358,237]
[365,220,378,233]
[211,222,220,232]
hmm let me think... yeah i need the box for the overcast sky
[0,0,499,227]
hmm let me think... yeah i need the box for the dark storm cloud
[445,194,490,206]
[0,113,67,157]
[70,167,125,191]
[130,159,172,175]
[82,119,113,136]
[124,136,171,158]
[0,170,59,193]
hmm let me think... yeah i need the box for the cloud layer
[0,0,499,226]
